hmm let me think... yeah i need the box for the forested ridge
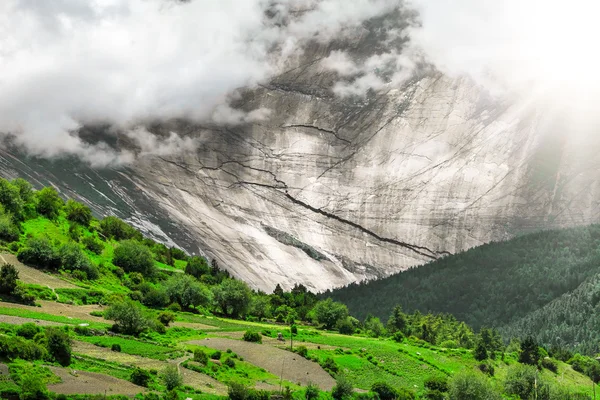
[327,225,600,352]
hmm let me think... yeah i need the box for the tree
[0,213,19,242]
[249,295,271,320]
[519,336,541,365]
[504,364,549,400]
[11,178,33,204]
[313,298,349,330]
[387,305,409,334]
[184,256,210,279]
[160,365,182,391]
[474,342,488,361]
[45,327,72,366]
[0,263,18,295]
[165,274,211,309]
[65,199,92,226]
[212,279,252,318]
[104,299,149,336]
[35,187,64,219]
[112,240,155,276]
[448,371,501,400]
[364,315,385,337]
[0,179,24,220]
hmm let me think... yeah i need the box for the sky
[0,0,599,166]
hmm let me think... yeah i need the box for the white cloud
[0,0,399,165]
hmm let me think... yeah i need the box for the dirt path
[73,341,228,395]
[188,338,336,390]
[47,366,146,396]
[0,254,79,290]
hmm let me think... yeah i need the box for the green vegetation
[0,176,596,399]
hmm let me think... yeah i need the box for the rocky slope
[2,13,600,292]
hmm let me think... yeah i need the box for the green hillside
[327,226,600,353]
[0,176,596,399]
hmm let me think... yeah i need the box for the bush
[305,383,320,400]
[321,357,338,375]
[210,350,222,360]
[371,382,398,400]
[504,364,543,400]
[74,326,92,336]
[111,344,122,352]
[224,357,236,368]
[17,236,61,270]
[0,263,18,295]
[17,323,40,339]
[243,331,262,343]
[336,317,355,335]
[158,311,176,327]
[100,216,141,241]
[112,240,155,276]
[295,345,308,358]
[392,331,405,343]
[0,335,46,360]
[20,372,49,400]
[160,365,182,391]
[448,371,501,400]
[542,357,558,373]
[130,368,152,387]
[194,349,208,365]
[167,302,182,312]
[478,361,494,376]
[142,288,169,308]
[332,374,353,400]
[35,187,63,220]
[45,327,71,366]
[82,235,104,255]
[424,375,448,393]
[65,199,92,226]
[104,299,149,336]
[0,214,19,242]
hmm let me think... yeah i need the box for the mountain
[326,224,600,353]
[3,10,600,293]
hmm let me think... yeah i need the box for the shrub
[0,335,46,360]
[82,235,104,255]
[20,371,49,400]
[210,350,222,360]
[112,240,155,276]
[424,376,448,393]
[142,288,170,308]
[474,342,488,361]
[17,323,40,339]
[305,383,320,400]
[35,187,63,220]
[45,327,72,366]
[392,331,405,343]
[194,349,208,365]
[332,374,353,400]
[504,364,543,400]
[224,357,236,368]
[243,331,262,343]
[100,216,141,241]
[336,317,355,335]
[160,365,182,391]
[478,361,494,376]
[0,263,19,295]
[17,236,61,270]
[65,199,92,226]
[167,302,182,312]
[295,345,308,358]
[130,368,152,387]
[74,326,92,336]
[158,311,176,327]
[321,357,338,374]
[0,214,19,242]
[542,358,558,373]
[449,371,501,400]
[371,382,398,400]
[104,299,149,336]
[111,344,122,352]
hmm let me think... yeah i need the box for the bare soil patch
[188,338,335,390]
[47,366,146,396]
[0,254,78,290]
[0,315,64,326]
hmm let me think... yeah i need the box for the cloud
[0,0,399,166]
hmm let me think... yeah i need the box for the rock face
[3,15,600,292]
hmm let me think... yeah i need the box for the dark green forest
[327,225,600,353]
